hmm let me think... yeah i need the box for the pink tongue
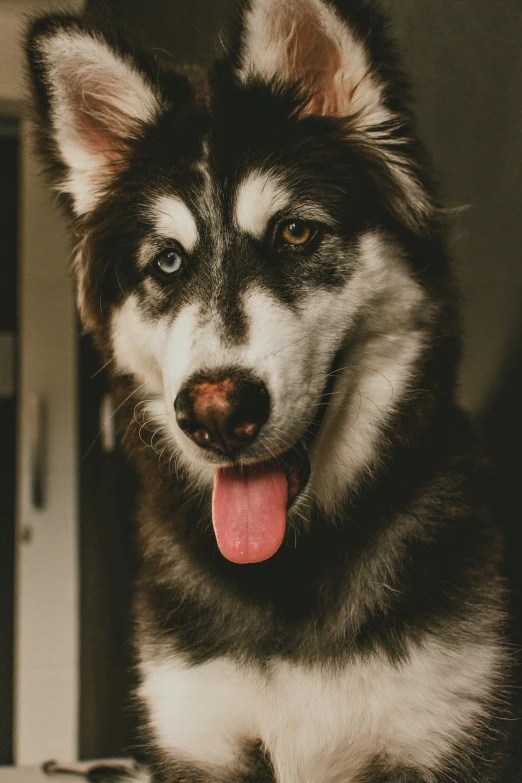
[212,463,288,564]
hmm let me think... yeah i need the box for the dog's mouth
[212,441,310,564]
[210,344,343,565]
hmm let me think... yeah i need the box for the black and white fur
[26,2,519,781]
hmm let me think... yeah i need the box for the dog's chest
[139,640,498,782]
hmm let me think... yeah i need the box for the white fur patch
[111,295,167,396]
[139,657,259,768]
[110,297,179,464]
[38,30,162,214]
[235,170,290,237]
[139,638,504,780]
[150,196,199,252]
[310,231,426,514]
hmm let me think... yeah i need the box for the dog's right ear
[26,15,165,217]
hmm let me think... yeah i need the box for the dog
[26,1,520,781]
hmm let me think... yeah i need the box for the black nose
[174,372,270,456]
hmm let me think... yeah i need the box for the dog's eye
[153,249,183,279]
[276,220,315,248]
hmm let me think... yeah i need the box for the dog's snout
[174,373,270,456]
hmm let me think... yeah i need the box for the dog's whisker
[90,355,115,379]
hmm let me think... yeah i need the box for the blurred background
[0,0,521,768]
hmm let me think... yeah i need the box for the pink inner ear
[270,7,343,117]
[66,74,135,164]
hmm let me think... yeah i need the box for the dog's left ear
[26,15,166,217]
[232,0,434,232]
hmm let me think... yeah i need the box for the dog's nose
[174,373,270,455]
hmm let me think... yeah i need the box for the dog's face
[28,0,442,563]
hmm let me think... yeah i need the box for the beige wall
[0,0,84,764]
[0,0,82,102]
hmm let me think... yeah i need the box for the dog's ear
[26,15,165,216]
[234,0,390,126]
[232,0,435,232]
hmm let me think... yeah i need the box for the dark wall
[90,0,231,64]
[380,0,522,416]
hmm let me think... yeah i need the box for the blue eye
[154,249,183,278]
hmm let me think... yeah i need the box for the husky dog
[26,1,519,781]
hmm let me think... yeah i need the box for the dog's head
[27,0,448,563]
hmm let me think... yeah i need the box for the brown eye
[278,220,314,247]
